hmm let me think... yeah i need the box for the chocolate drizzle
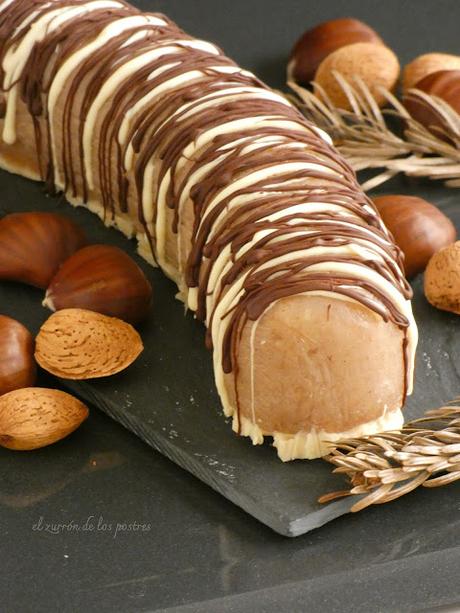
[0,1,417,430]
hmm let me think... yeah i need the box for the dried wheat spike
[318,404,460,512]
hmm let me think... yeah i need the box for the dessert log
[0,0,418,460]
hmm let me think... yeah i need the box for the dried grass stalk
[288,73,460,190]
[318,404,460,512]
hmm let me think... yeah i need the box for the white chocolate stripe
[149,118,316,271]
[2,1,124,143]
[48,14,169,184]
[0,0,16,13]
[208,242,417,398]
[117,37,223,145]
[83,48,215,189]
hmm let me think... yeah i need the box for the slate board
[0,170,459,537]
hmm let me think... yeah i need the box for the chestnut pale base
[222,294,405,460]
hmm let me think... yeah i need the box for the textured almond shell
[314,42,400,109]
[424,241,460,314]
[35,308,143,379]
[0,387,89,450]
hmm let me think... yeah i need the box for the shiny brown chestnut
[373,195,457,279]
[403,70,460,140]
[43,245,153,324]
[402,53,460,92]
[0,315,36,396]
[288,17,383,85]
[0,212,87,288]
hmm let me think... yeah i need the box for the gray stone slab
[0,168,458,537]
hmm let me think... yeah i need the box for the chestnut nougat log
[0,0,418,460]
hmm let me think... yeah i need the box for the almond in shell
[314,42,400,109]
[0,387,89,450]
[35,308,143,379]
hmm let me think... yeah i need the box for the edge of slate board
[2,170,459,538]
[59,379,358,536]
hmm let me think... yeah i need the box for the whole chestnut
[288,18,383,86]
[402,53,460,92]
[404,70,460,140]
[372,195,457,278]
[0,315,36,395]
[43,245,153,324]
[0,212,87,288]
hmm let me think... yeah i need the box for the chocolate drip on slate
[0,1,415,425]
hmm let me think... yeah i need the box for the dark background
[137,0,460,92]
[2,2,460,612]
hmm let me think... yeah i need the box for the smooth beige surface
[224,293,405,435]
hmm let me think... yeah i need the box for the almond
[424,241,460,315]
[0,387,89,450]
[314,42,400,110]
[35,308,143,379]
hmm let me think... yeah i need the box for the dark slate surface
[0,166,459,538]
[0,173,362,537]
[1,0,460,611]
